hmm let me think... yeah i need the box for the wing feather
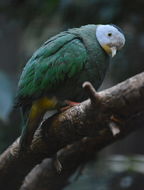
[16,32,88,106]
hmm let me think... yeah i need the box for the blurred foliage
[64,155,144,190]
[0,71,13,122]
[0,71,20,153]
[60,0,122,27]
[0,0,60,25]
[1,0,144,189]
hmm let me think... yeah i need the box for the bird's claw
[60,100,80,112]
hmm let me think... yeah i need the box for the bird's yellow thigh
[29,97,58,121]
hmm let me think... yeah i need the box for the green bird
[15,24,125,150]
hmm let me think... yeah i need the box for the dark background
[0,0,144,189]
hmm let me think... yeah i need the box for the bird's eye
[108,33,112,37]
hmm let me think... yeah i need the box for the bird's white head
[96,24,125,57]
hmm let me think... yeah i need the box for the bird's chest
[55,58,108,102]
[80,52,109,87]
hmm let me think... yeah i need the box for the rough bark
[0,72,144,190]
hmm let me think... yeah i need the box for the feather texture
[16,25,109,107]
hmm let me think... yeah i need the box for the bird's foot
[60,100,80,112]
[65,100,80,106]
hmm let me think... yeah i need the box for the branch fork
[82,81,123,136]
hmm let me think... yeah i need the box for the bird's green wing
[16,32,88,105]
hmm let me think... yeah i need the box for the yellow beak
[102,45,117,58]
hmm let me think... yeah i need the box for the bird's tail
[19,97,58,151]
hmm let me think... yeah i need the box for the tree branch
[20,109,144,190]
[0,72,144,190]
